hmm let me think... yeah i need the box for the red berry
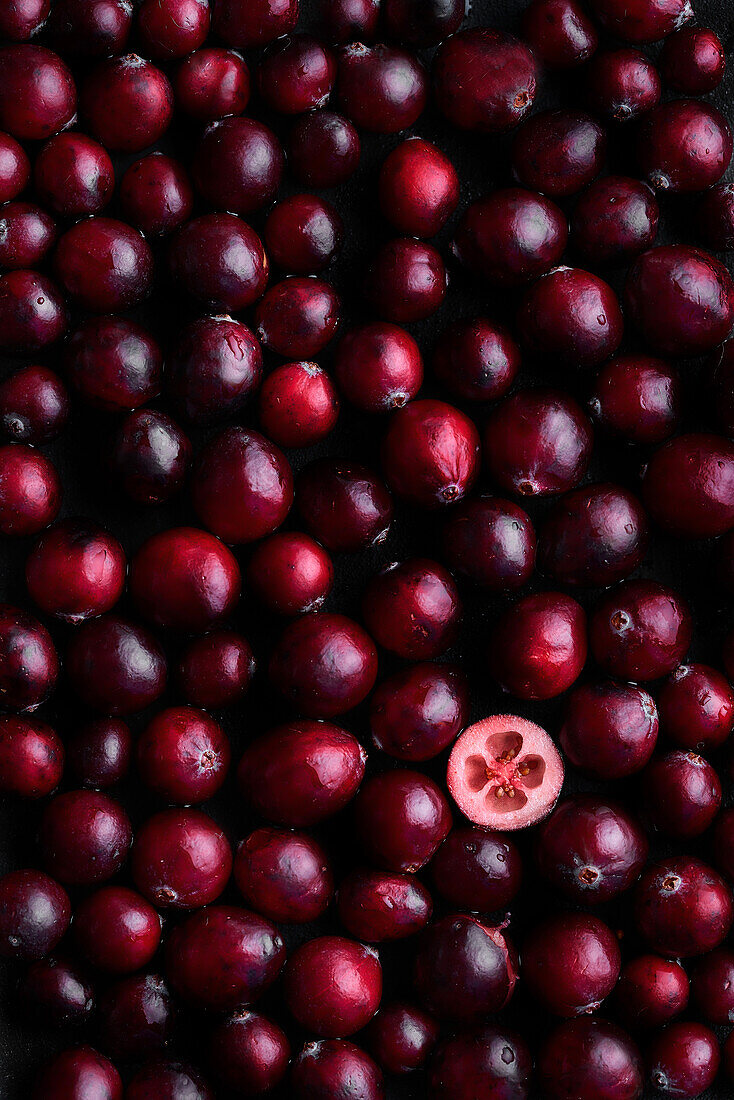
[658,663,734,752]
[247,531,334,615]
[38,790,132,886]
[109,409,191,506]
[337,869,432,941]
[178,630,255,710]
[382,399,480,507]
[296,459,394,552]
[193,116,283,217]
[378,138,459,238]
[284,936,382,1037]
[354,770,451,873]
[74,885,161,974]
[365,238,447,323]
[67,719,131,790]
[55,218,154,313]
[0,443,61,536]
[0,604,58,711]
[646,1022,720,1097]
[434,28,537,132]
[571,176,659,265]
[413,914,517,1020]
[66,614,167,715]
[587,48,661,121]
[522,0,598,68]
[256,276,341,358]
[643,750,722,838]
[136,706,230,804]
[614,955,689,1030]
[168,214,269,313]
[234,827,334,923]
[0,716,62,798]
[363,558,461,660]
[174,47,250,121]
[33,1047,122,1100]
[433,317,520,403]
[488,592,587,700]
[0,869,69,960]
[264,194,343,274]
[137,0,210,59]
[537,1019,643,1100]
[588,354,680,445]
[258,361,339,448]
[638,99,732,192]
[119,152,193,237]
[660,25,726,93]
[635,856,733,957]
[370,661,468,762]
[168,315,262,425]
[0,365,68,445]
[335,322,423,414]
[512,109,606,197]
[368,1003,438,1075]
[132,808,232,909]
[523,912,621,1017]
[587,0,693,44]
[212,0,299,47]
[291,1040,384,1100]
[560,680,659,780]
[0,45,76,141]
[258,34,336,114]
[26,519,126,623]
[81,53,173,152]
[431,826,523,911]
[209,1011,290,1095]
[287,109,360,188]
[519,266,624,369]
[337,43,426,133]
[590,579,692,682]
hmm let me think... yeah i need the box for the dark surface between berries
[1,0,734,1097]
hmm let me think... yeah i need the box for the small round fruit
[488,592,587,701]
[413,914,517,1020]
[283,936,382,1037]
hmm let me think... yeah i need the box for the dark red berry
[168,213,269,313]
[0,131,29,204]
[212,0,299,47]
[110,409,191,506]
[560,680,658,780]
[234,827,333,923]
[587,0,693,43]
[434,28,537,132]
[365,238,447,323]
[55,218,153,313]
[523,912,621,1017]
[429,1026,531,1100]
[34,132,113,217]
[519,267,624,369]
[97,972,175,1059]
[433,317,520,403]
[337,869,432,941]
[643,432,734,538]
[48,0,133,57]
[39,790,132,886]
[0,202,55,269]
[643,750,721,838]
[0,45,76,141]
[66,615,167,716]
[571,176,659,265]
[382,399,480,507]
[247,531,334,615]
[587,48,661,122]
[588,354,680,444]
[590,579,692,682]
[658,663,734,752]
[488,591,587,700]
[697,182,734,251]
[370,661,468,761]
[174,46,250,121]
[0,270,67,352]
[0,365,68,445]
[615,955,689,1031]
[0,444,61,536]
[287,109,360,188]
[363,559,461,660]
[136,706,230,805]
[384,0,464,47]
[646,1022,720,1097]
[296,459,394,552]
[178,630,255,710]
[537,1019,643,1100]
[0,604,59,711]
[126,1062,212,1100]
[264,194,343,274]
[0,0,50,42]
[635,856,733,957]
[168,315,262,425]
[209,1011,290,1096]
[638,99,732,192]
[691,948,734,1025]
[431,826,523,912]
[26,519,126,623]
[368,1003,438,1075]
[378,138,459,238]
[192,116,284,217]
[256,276,341,358]
[33,1047,122,1100]
[335,323,423,414]
[119,152,193,237]
[137,0,210,59]
[291,1040,384,1100]
[132,808,232,910]
[67,719,131,790]
[660,25,725,93]
[18,956,94,1027]
[258,33,335,114]
[0,716,62,798]
[284,935,382,1037]
[0,868,69,960]
[321,0,379,43]
[74,885,161,974]
[81,53,173,152]
[522,0,598,68]
[413,914,517,1020]
[355,770,451,873]
[337,43,426,133]
[512,109,606,197]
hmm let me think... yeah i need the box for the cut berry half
[447,715,564,831]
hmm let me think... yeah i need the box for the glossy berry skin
[256,276,340,358]
[0,365,68,445]
[363,559,461,661]
[212,0,299,47]
[18,956,94,1027]
[165,905,285,1011]
[238,720,366,827]
[382,399,479,508]
[248,531,334,615]
[119,153,193,238]
[234,827,333,923]
[434,29,537,132]
[168,315,262,425]
[0,0,50,42]
[587,48,661,122]
[571,177,659,265]
[639,100,732,193]
[284,936,382,1037]
[67,719,131,790]
[536,796,648,904]
[430,1026,531,1100]
[697,183,734,251]
[589,355,680,444]
[0,604,58,711]
[66,614,167,716]
[193,116,283,217]
[55,218,153,313]
[291,1040,384,1100]
[269,612,378,717]
[538,483,648,587]
[0,46,76,141]
[192,427,293,544]
[644,751,721,838]
[370,662,468,761]
[523,913,621,1017]
[414,914,517,1021]
[379,139,459,239]
[615,955,689,1031]
[138,0,210,58]
[368,1003,438,1075]
[0,444,61,537]
[321,0,379,42]
[647,1023,720,1097]
[259,361,339,448]
[258,34,335,114]
[0,869,69,960]
[81,54,173,152]
[355,770,451,874]
[537,1019,643,1100]
[74,886,160,974]
[136,706,230,804]
[0,132,29,203]
[658,664,734,752]
[635,857,733,957]
[519,267,624,370]
[0,716,62,798]
[522,0,599,68]
[130,527,240,634]
[691,948,734,1025]
[26,519,125,624]
[288,109,360,188]
[384,0,463,46]
[431,827,523,912]
[296,459,393,552]
[178,630,255,710]
[337,869,431,942]
[643,433,734,538]
[0,202,55,269]
[587,0,693,43]
[170,214,269,313]
[47,0,133,56]
[110,409,191,506]
[174,47,250,121]
[126,1062,213,1100]
[335,323,422,414]
[97,972,175,1059]
[265,194,343,274]
[34,133,113,217]
[337,44,426,134]
[488,592,587,701]
[512,110,606,198]
[39,790,131,887]
[64,316,161,412]
[661,26,725,93]
[209,1011,290,1096]
[32,1047,122,1100]
[452,189,568,288]
[433,318,520,403]
[0,271,67,353]
[365,238,447,324]
[132,808,232,910]
[590,580,692,682]
[561,680,658,780]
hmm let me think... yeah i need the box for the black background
[2,0,734,1095]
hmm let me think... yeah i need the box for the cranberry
[321,0,379,43]
[126,1062,212,1100]
[587,48,661,122]
[97,972,174,1059]
[0,716,62,798]
[256,276,340,358]
[66,615,167,715]
[119,153,192,238]
[691,948,734,1025]
[512,110,605,198]
[47,0,133,57]
[288,109,360,188]
[354,770,451,873]
[520,267,624,369]
[55,218,153,313]
[136,706,230,804]
[269,612,378,717]
[174,47,250,120]
[615,955,689,1030]
[34,132,113,217]
[434,29,537,132]
[81,54,173,152]
[661,26,725,93]
[0,0,50,41]
[18,956,94,1026]
[488,592,587,700]
[0,202,55,269]
[0,604,58,710]
[643,750,721,837]
[337,44,426,133]
[0,46,76,141]
[537,1019,643,1100]
[384,0,463,46]
[453,189,567,289]
[248,531,334,615]
[39,789,131,886]
[234,827,333,923]
[265,195,342,275]
[484,390,592,498]
[588,354,680,444]
[0,132,29,203]
[178,630,255,709]
[259,361,339,447]
[587,0,693,43]
[382,399,479,507]
[433,318,520,403]
[370,661,468,761]
[635,856,733,956]
[639,100,732,193]
[258,34,335,115]
[0,270,67,352]
[337,869,432,941]
[647,1022,720,1097]
[0,868,69,960]
[67,719,131,790]
[522,0,598,68]
[65,317,161,413]
[524,912,621,1017]
[590,579,692,681]
[110,409,191,506]
[209,1011,290,1096]
[571,177,659,265]
[697,183,734,251]
[212,0,299,46]
[132,808,231,910]
[74,886,160,973]
[0,444,61,536]
[334,323,421,414]
[165,904,285,1010]
[138,0,210,58]
[285,936,382,1037]
[365,238,447,323]
[368,1003,437,1075]
[431,826,523,911]
[0,366,68,445]
[378,138,458,239]
[560,680,658,779]
[414,914,517,1020]
[191,427,293,544]
[658,664,734,752]
[32,1047,122,1100]
[538,483,649,587]
[363,559,461,660]
[27,519,125,625]
[291,1040,384,1100]
[643,432,734,538]
[297,459,393,551]
[192,117,283,218]
[430,1026,531,1100]
[238,720,366,826]
[168,315,262,425]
